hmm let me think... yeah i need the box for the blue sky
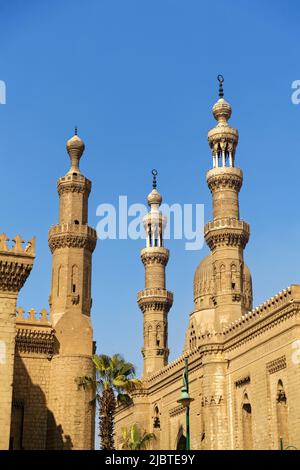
[0,0,300,376]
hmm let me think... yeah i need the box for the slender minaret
[204,76,251,328]
[47,129,97,449]
[137,170,173,377]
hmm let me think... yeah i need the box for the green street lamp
[279,437,298,450]
[177,356,194,450]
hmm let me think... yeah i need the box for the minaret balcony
[48,223,97,253]
[204,218,249,250]
[206,167,243,192]
[140,246,169,266]
[137,288,173,312]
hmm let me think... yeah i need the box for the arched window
[57,265,62,297]
[177,435,186,450]
[242,393,253,450]
[9,401,24,449]
[153,406,160,429]
[231,264,237,290]
[220,264,226,291]
[176,426,186,450]
[276,380,289,448]
[71,265,79,294]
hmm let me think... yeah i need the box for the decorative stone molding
[224,285,300,336]
[16,325,54,356]
[58,183,90,196]
[169,404,184,417]
[141,248,169,267]
[0,260,34,292]
[130,387,149,399]
[201,395,224,407]
[16,307,53,354]
[58,173,91,193]
[48,223,97,253]
[137,289,173,313]
[204,219,249,251]
[205,230,249,251]
[235,375,250,388]
[0,234,35,292]
[207,171,242,193]
[266,356,287,375]
[225,304,300,353]
[232,293,242,302]
[16,307,50,325]
[57,175,91,196]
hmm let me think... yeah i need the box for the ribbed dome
[193,254,214,309]
[193,255,253,311]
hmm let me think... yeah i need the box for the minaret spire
[66,129,85,174]
[204,77,252,328]
[217,74,224,98]
[152,169,157,189]
[137,171,173,377]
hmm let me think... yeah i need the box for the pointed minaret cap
[66,126,85,173]
[212,75,232,122]
[147,169,162,206]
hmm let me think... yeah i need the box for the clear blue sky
[0,0,300,376]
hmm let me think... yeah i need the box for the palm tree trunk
[100,388,116,450]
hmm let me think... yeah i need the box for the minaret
[137,170,173,377]
[47,129,97,449]
[204,76,252,328]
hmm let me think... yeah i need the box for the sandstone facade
[115,79,300,450]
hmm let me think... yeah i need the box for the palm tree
[121,423,156,450]
[80,354,140,450]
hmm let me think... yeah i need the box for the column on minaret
[204,76,252,328]
[0,234,35,450]
[47,129,97,450]
[137,171,173,377]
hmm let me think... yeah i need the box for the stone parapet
[0,234,35,292]
[137,288,173,313]
[140,247,169,266]
[48,223,97,253]
[57,173,91,196]
[204,218,249,250]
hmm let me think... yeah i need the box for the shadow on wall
[9,353,73,450]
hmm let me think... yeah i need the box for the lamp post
[177,356,194,450]
[279,437,298,450]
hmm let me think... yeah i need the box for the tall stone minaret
[204,76,252,328]
[47,129,97,449]
[137,171,173,377]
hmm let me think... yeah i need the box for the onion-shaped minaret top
[208,76,239,168]
[144,170,166,248]
[147,169,163,206]
[66,126,85,174]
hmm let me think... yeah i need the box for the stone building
[115,79,300,450]
[1,78,300,451]
[0,130,97,450]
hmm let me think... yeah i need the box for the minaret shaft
[204,83,252,328]
[138,173,173,377]
[47,132,96,449]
